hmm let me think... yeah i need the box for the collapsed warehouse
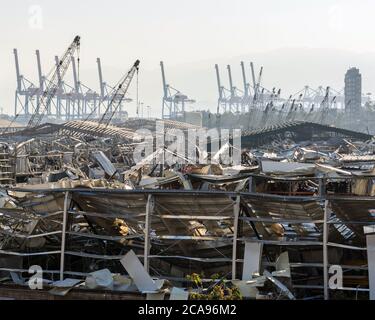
[0,118,374,300]
[0,35,375,301]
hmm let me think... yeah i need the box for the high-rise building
[344,67,362,112]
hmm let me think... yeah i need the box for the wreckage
[0,118,374,300]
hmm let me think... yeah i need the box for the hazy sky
[1,0,375,116]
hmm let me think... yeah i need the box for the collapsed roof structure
[0,118,374,300]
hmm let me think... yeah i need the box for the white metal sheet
[169,287,189,300]
[242,241,263,280]
[120,250,164,292]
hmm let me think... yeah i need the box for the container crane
[27,35,81,128]
[227,65,242,113]
[215,64,231,114]
[13,48,39,116]
[160,61,195,119]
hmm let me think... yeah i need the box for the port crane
[226,64,243,113]
[27,35,81,128]
[215,64,231,114]
[160,61,195,119]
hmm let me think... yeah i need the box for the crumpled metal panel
[91,150,118,178]
[331,198,375,243]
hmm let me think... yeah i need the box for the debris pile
[0,119,374,300]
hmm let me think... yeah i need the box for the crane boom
[227,65,235,97]
[96,58,105,98]
[250,62,256,92]
[35,50,44,91]
[215,64,222,100]
[240,61,248,97]
[13,49,22,92]
[160,61,168,98]
[27,35,81,128]
[99,59,140,128]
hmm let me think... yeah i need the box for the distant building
[344,67,362,112]
[183,111,203,127]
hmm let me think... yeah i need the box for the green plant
[186,273,242,300]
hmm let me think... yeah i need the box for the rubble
[0,119,374,300]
